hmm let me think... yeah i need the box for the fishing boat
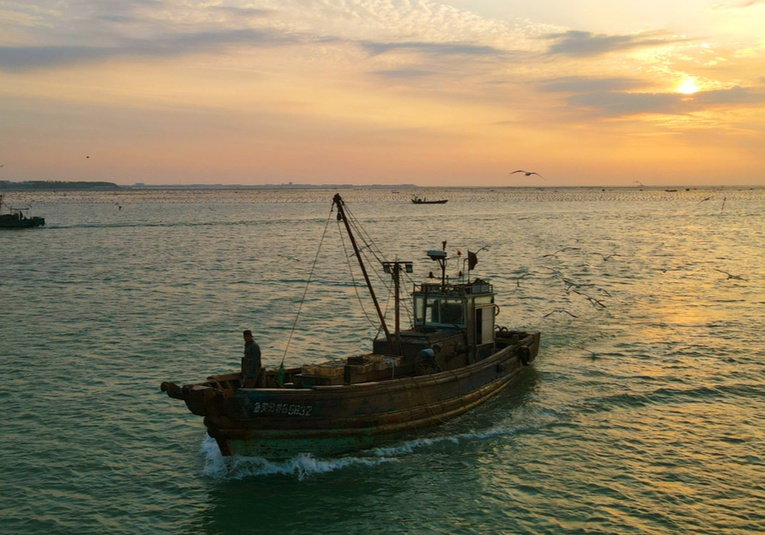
[0,194,45,229]
[411,195,448,204]
[160,194,540,459]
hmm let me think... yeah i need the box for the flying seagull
[543,308,578,319]
[714,268,746,281]
[591,252,621,261]
[510,169,544,179]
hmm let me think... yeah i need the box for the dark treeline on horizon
[0,180,120,191]
[0,180,420,191]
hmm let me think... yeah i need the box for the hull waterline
[164,331,539,459]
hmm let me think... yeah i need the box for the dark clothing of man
[244,339,261,366]
[242,338,262,387]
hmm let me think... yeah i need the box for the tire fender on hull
[519,345,532,366]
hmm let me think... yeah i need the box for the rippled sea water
[1,187,763,534]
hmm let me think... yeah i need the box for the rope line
[280,197,419,368]
[344,203,419,325]
[337,218,379,329]
[279,204,334,367]
[338,203,413,330]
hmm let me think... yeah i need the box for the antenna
[426,249,448,289]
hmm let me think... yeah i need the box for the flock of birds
[513,242,747,324]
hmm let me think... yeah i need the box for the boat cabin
[289,207,499,387]
[412,279,496,357]
[370,277,497,372]
[288,277,498,388]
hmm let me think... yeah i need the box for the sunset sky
[1,0,764,187]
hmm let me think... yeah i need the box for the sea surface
[1,186,763,535]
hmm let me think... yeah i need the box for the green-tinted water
[1,187,763,534]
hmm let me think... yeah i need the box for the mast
[332,194,396,352]
[382,260,413,353]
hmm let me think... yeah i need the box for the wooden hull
[164,331,540,459]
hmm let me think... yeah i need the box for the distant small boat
[411,195,448,204]
[0,194,45,229]
[664,189,678,193]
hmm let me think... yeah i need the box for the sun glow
[676,79,699,95]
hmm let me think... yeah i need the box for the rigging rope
[339,200,417,328]
[337,218,379,329]
[279,204,334,371]
[336,201,416,330]
[278,197,419,381]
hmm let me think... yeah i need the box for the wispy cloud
[361,40,507,58]
[543,30,683,57]
[370,69,435,79]
[695,85,765,105]
[539,76,647,94]
[0,27,310,71]
[0,0,283,71]
[562,85,765,117]
[0,1,515,73]
[568,91,689,116]
[713,0,765,8]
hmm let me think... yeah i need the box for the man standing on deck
[241,329,262,388]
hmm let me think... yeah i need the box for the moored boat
[0,194,45,228]
[411,195,448,204]
[160,194,540,459]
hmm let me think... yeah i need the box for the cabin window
[439,299,464,325]
[414,296,425,325]
[414,296,464,326]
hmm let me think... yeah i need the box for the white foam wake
[199,437,397,480]
[198,418,552,480]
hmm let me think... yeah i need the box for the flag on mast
[468,251,478,271]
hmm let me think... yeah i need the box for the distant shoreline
[0,180,419,191]
[1,180,122,191]
[0,180,759,192]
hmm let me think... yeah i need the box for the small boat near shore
[0,194,45,229]
[411,195,448,204]
[161,193,540,459]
